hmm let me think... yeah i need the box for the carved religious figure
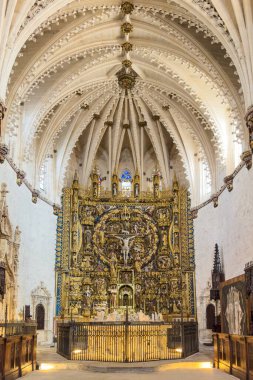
[84,229,92,247]
[109,287,117,309]
[109,252,118,278]
[134,252,142,272]
[114,232,135,266]
[134,183,139,197]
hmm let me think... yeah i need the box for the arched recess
[206,303,215,330]
[36,303,45,330]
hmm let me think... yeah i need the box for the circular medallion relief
[93,207,158,272]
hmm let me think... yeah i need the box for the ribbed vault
[0,0,252,206]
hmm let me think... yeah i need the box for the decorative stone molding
[121,22,133,34]
[245,105,253,152]
[0,102,6,137]
[121,2,134,14]
[16,170,26,186]
[212,194,219,208]
[32,190,39,204]
[191,209,198,219]
[224,175,233,192]
[122,42,133,52]
[241,150,252,170]
[53,204,61,216]
[0,143,9,164]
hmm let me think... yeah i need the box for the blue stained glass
[121,169,132,181]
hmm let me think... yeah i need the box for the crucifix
[114,231,135,266]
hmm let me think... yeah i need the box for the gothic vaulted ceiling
[0,0,253,206]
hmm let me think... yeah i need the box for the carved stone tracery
[0,183,20,320]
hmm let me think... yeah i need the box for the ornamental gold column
[172,175,180,260]
[71,172,79,268]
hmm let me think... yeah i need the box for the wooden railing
[213,333,253,380]
[0,334,36,380]
[0,322,37,337]
[57,321,198,362]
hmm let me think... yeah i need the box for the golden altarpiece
[55,173,196,323]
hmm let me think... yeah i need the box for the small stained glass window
[121,169,132,196]
[121,169,132,181]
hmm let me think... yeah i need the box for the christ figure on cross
[115,232,135,266]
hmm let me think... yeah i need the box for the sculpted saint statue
[110,252,117,278]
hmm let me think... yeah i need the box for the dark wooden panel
[0,335,36,380]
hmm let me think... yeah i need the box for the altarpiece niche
[55,176,196,322]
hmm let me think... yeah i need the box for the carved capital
[241,150,252,170]
[224,174,233,192]
[245,105,253,152]
[16,170,26,186]
[0,143,9,164]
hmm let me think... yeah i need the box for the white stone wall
[194,166,253,339]
[0,162,56,339]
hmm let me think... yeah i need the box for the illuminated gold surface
[56,176,196,323]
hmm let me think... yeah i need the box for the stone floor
[23,345,238,380]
